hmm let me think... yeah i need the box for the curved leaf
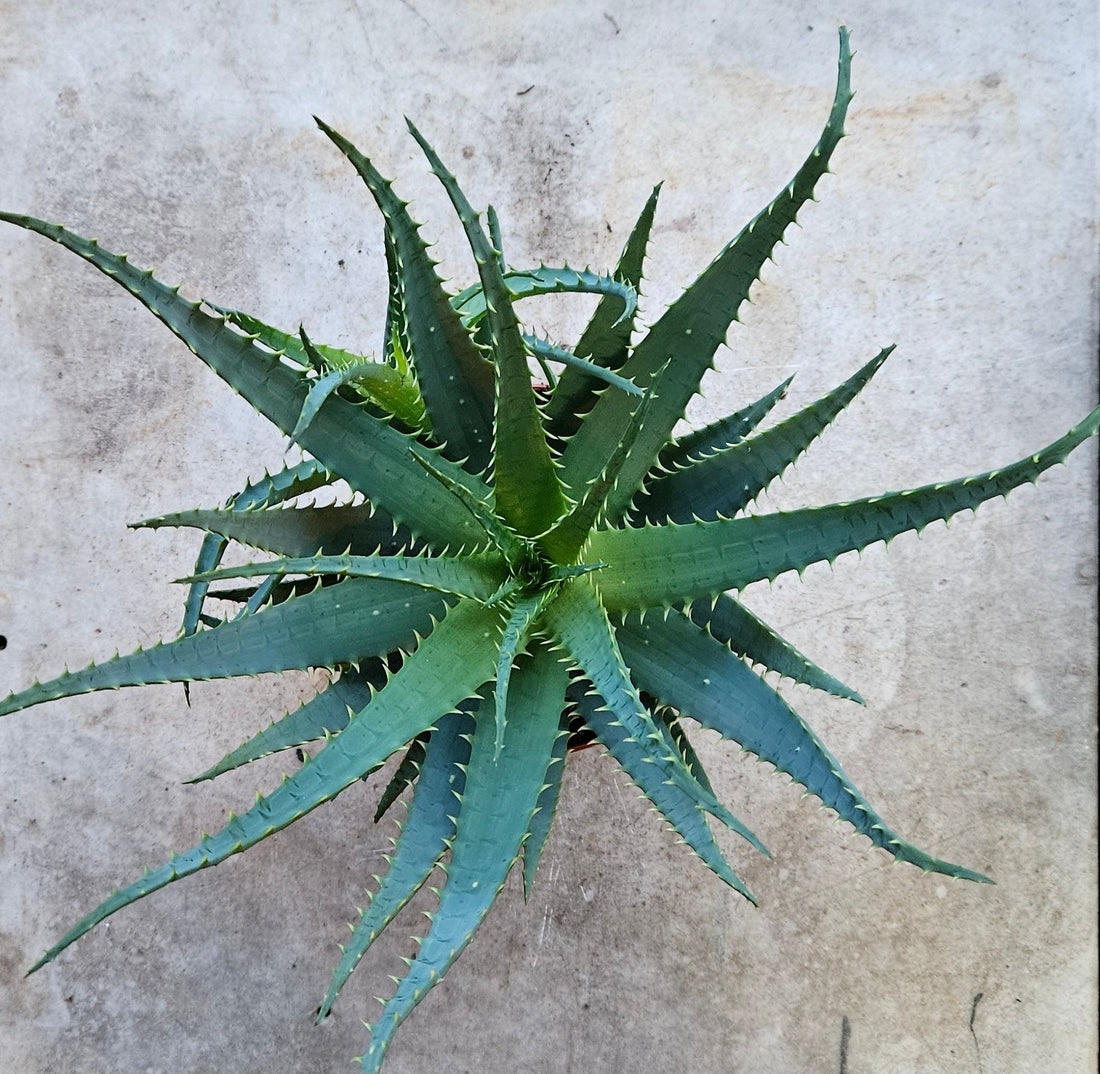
[208,304,426,430]
[548,183,663,434]
[452,265,637,331]
[523,334,642,396]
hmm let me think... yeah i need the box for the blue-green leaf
[659,373,793,470]
[207,304,427,430]
[0,213,488,550]
[176,459,331,638]
[318,708,474,1020]
[592,407,1100,611]
[315,119,495,470]
[541,579,766,854]
[407,121,567,536]
[616,609,989,881]
[25,598,510,974]
[452,265,636,332]
[0,580,447,718]
[686,594,862,703]
[362,641,568,1072]
[572,686,754,901]
[186,550,508,603]
[372,733,429,823]
[187,669,382,784]
[559,29,853,516]
[523,334,642,396]
[521,709,570,899]
[634,347,892,524]
[548,183,662,434]
[137,502,415,560]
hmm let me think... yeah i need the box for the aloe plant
[1,27,1096,1072]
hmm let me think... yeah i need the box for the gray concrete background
[0,3,1096,1072]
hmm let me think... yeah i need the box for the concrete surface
[0,3,1096,1072]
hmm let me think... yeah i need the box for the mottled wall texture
[1,3,1096,1072]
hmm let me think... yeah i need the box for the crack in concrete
[969,992,984,1074]
[838,1015,851,1074]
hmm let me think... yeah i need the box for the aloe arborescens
[1,28,1096,1072]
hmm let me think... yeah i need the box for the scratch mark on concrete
[969,992,984,1074]
[532,905,552,968]
[838,1015,851,1074]
[777,589,902,630]
[396,0,447,47]
[348,0,379,65]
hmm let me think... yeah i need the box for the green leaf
[0,580,447,718]
[452,265,637,332]
[318,709,474,1020]
[187,668,381,783]
[539,364,661,564]
[521,709,570,899]
[540,579,766,853]
[409,444,523,563]
[406,120,568,537]
[372,733,429,823]
[177,459,331,638]
[26,598,510,975]
[315,119,495,469]
[0,213,490,550]
[522,334,642,396]
[616,609,990,881]
[381,223,412,372]
[592,406,1100,611]
[186,550,509,603]
[137,502,416,559]
[559,29,853,516]
[634,347,892,524]
[290,337,399,443]
[687,595,863,703]
[492,592,546,756]
[659,708,718,796]
[548,183,663,435]
[486,204,506,273]
[361,641,568,1072]
[209,304,427,430]
[660,373,793,470]
[205,302,349,371]
[572,685,755,901]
